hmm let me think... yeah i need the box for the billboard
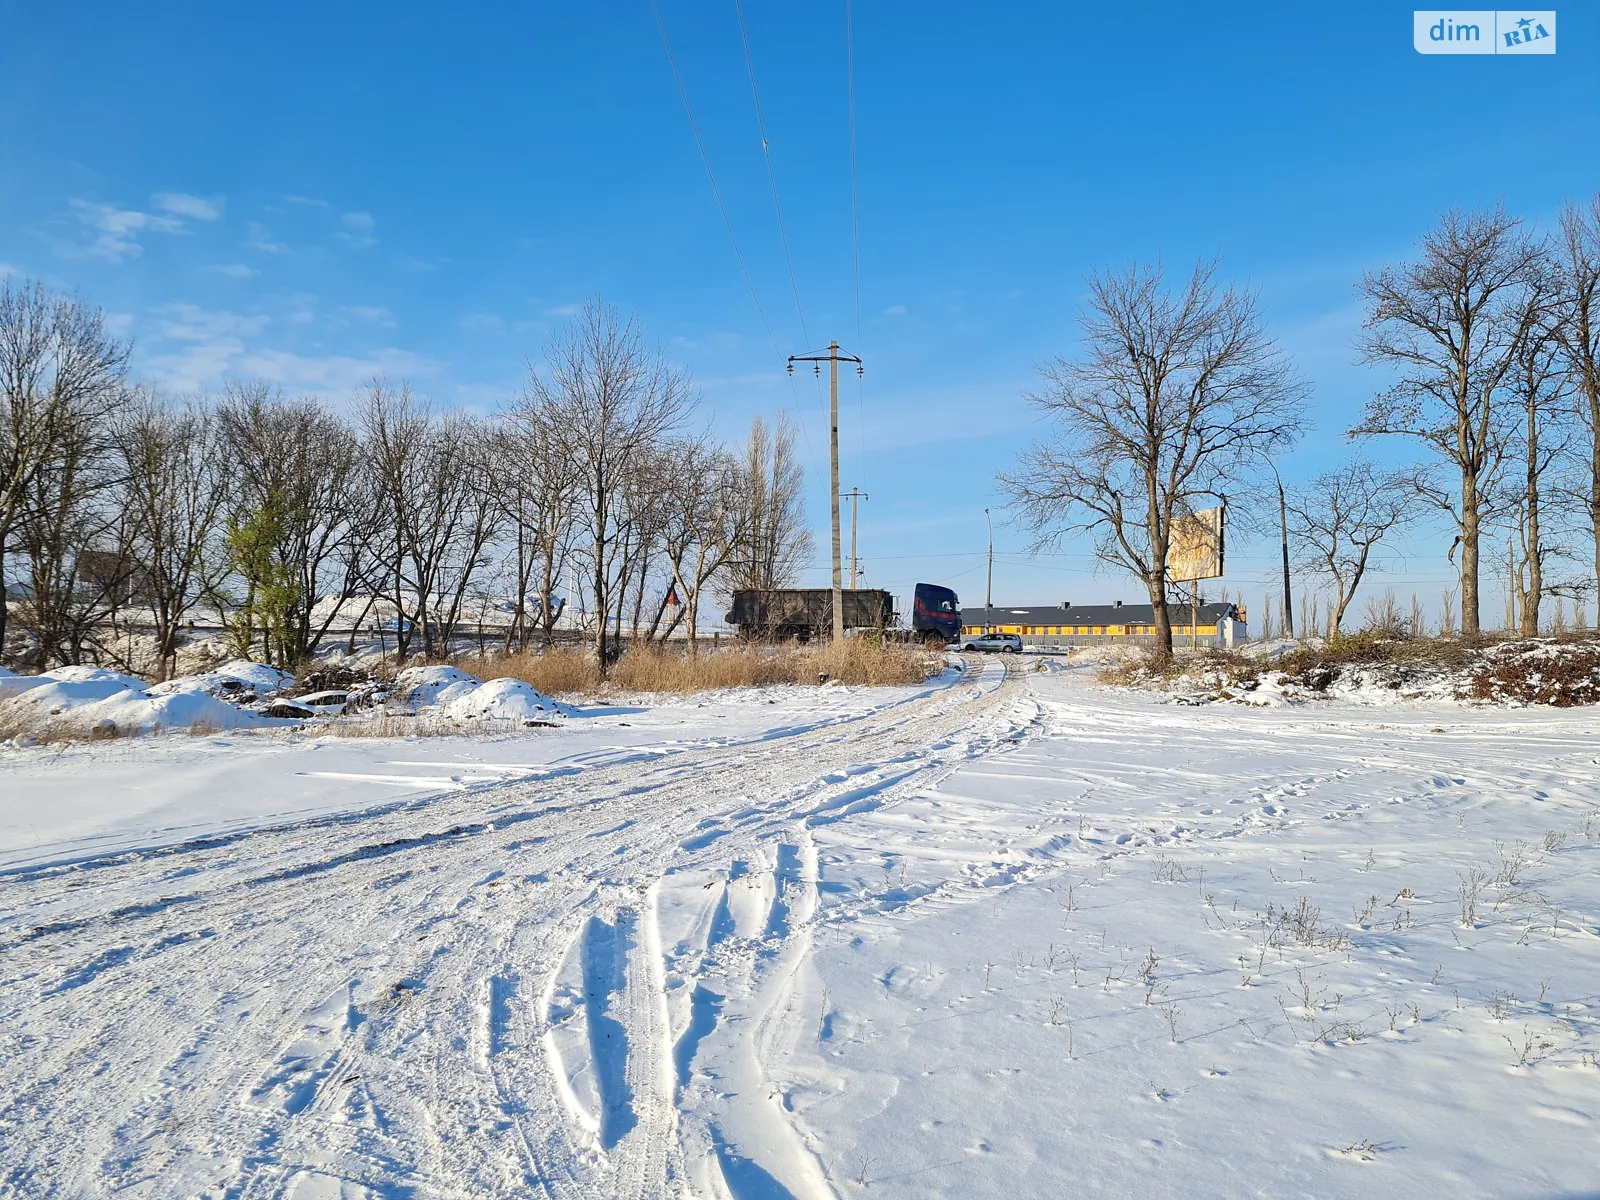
[1166,505,1225,582]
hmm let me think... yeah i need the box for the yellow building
[959,601,1245,647]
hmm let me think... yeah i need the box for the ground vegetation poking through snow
[0,662,288,741]
[2,661,1598,1196]
[470,638,938,695]
[1098,632,1600,707]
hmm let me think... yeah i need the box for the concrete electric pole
[843,488,868,588]
[788,341,863,642]
[985,506,994,634]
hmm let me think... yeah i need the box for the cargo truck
[726,582,960,646]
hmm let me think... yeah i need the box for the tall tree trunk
[1460,469,1481,637]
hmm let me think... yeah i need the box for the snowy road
[4,658,1599,1199]
[1,659,1033,1198]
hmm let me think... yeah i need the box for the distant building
[960,600,1246,648]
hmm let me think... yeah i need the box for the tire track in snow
[0,660,1028,1197]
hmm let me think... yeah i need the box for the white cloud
[285,194,331,208]
[288,309,315,324]
[155,302,270,343]
[143,338,247,392]
[103,312,135,336]
[154,192,223,221]
[209,263,258,278]
[884,304,907,317]
[63,199,183,263]
[334,209,377,248]
[244,222,289,254]
[239,346,440,396]
[335,211,377,249]
[340,304,395,327]
[459,312,505,332]
[136,300,440,398]
[544,303,581,318]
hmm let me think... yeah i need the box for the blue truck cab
[911,583,961,646]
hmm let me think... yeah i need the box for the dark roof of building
[959,601,1239,626]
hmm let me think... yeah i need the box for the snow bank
[390,666,565,722]
[0,666,50,700]
[440,677,564,722]
[0,666,146,714]
[68,689,270,734]
[146,660,294,700]
[0,663,275,736]
[395,665,482,708]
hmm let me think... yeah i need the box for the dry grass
[461,648,601,696]
[610,643,794,691]
[315,711,525,738]
[468,638,935,696]
[0,708,145,745]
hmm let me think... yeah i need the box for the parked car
[961,632,1023,654]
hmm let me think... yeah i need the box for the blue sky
[2,3,1597,618]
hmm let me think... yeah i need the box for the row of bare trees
[0,294,812,676]
[1005,195,1600,660]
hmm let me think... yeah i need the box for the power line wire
[646,0,824,485]
[845,0,867,492]
[733,0,809,350]
[647,0,781,357]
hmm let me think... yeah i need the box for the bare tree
[360,381,500,661]
[528,301,693,671]
[1284,461,1417,636]
[116,392,228,679]
[218,383,377,665]
[494,388,581,649]
[0,279,130,662]
[1354,208,1546,636]
[730,412,813,592]
[653,438,744,654]
[13,401,130,668]
[1000,259,1306,661]
[1505,274,1573,634]
[1556,194,1600,603]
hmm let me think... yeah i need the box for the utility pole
[984,506,994,634]
[789,341,863,642]
[843,488,868,588]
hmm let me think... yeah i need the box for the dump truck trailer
[726,582,960,646]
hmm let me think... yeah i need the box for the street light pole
[788,342,863,643]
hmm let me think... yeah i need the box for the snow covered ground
[2,658,1597,1198]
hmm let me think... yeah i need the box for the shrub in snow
[440,678,565,723]
[1462,641,1600,707]
[394,665,483,709]
[147,661,295,705]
